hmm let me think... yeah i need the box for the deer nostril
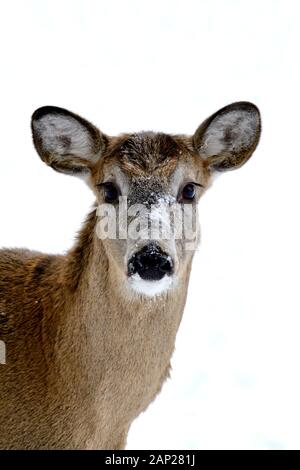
[133,259,144,273]
[159,258,172,273]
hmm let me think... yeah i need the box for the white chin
[128,273,173,297]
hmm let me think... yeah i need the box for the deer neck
[46,206,192,446]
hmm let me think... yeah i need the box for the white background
[0,0,299,450]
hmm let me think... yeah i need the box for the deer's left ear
[31,106,108,177]
[193,102,261,172]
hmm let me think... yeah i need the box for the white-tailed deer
[0,102,261,449]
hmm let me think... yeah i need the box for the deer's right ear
[31,106,107,177]
[193,102,261,172]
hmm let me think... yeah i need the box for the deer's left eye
[180,183,196,201]
[103,183,119,203]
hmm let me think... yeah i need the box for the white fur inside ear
[200,109,258,158]
[33,114,98,162]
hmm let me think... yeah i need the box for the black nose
[128,244,174,281]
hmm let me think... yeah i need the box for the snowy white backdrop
[0,0,299,450]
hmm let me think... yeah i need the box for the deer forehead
[96,131,203,193]
[104,132,194,173]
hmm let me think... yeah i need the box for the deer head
[31,102,261,297]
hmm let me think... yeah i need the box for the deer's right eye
[103,183,119,203]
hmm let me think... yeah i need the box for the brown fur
[0,102,261,449]
[0,210,189,449]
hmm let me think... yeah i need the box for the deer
[0,102,261,449]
